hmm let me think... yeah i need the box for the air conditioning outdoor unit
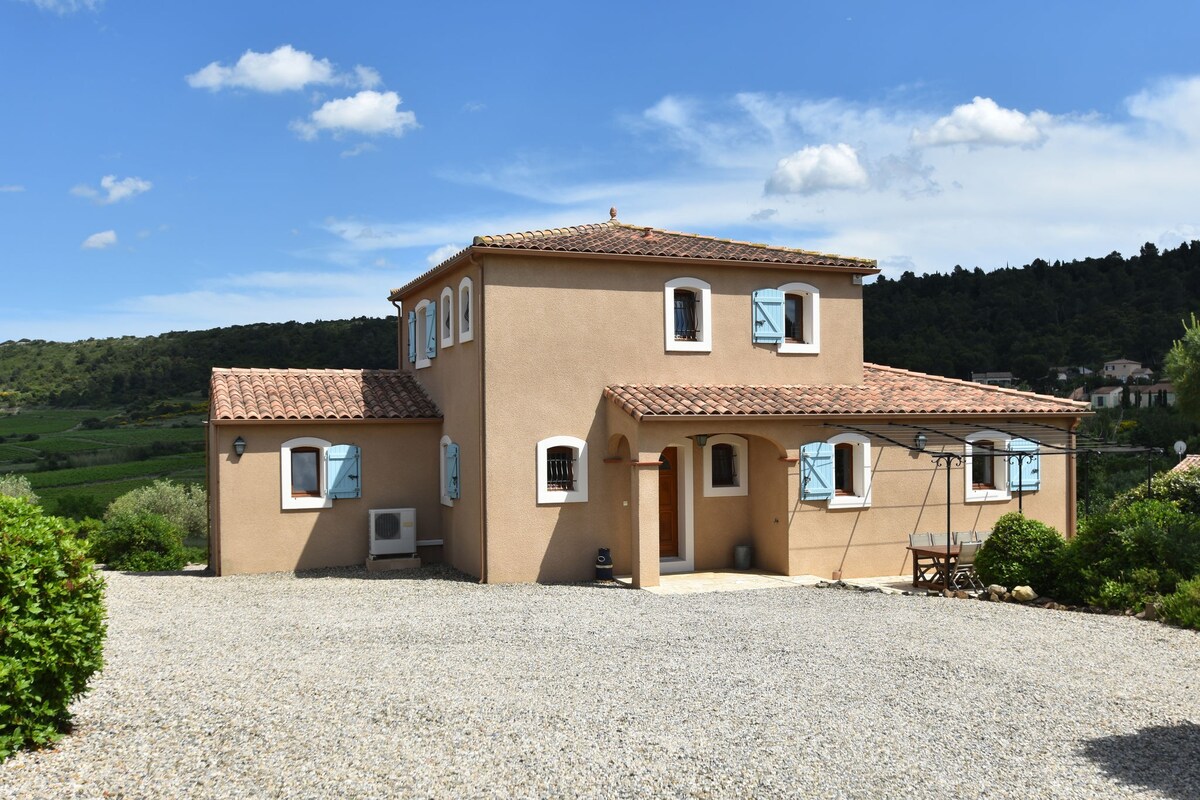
[369,508,417,557]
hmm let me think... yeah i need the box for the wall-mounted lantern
[694,434,709,448]
[233,436,247,458]
[914,432,927,452]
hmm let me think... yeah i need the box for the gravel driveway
[2,566,1198,799]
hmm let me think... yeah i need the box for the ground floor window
[537,435,588,503]
[703,434,748,496]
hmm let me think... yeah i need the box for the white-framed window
[414,299,434,369]
[664,277,712,352]
[702,434,748,497]
[440,435,460,507]
[827,432,871,509]
[965,431,1011,503]
[458,276,475,343]
[281,437,332,510]
[440,287,454,349]
[536,435,588,504]
[778,282,820,354]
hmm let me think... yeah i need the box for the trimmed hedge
[0,496,106,760]
[974,512,1064,594]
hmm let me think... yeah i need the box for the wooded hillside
[0,317,397,407]
[864,241,1200,385]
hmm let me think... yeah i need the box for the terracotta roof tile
[1172,454,1200,473]
[390,217,876,299]
[604,364,1088,421]
[210,368,440,421]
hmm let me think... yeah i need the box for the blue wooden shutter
[752,289,784,343]
[801,442,833,500]
[446,442,460,499]
[407,312,416,364]
[1008,439,1040,492]
[425,302,437,359]
[325,444,361,499]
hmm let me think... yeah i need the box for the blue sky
[4,1,1200,341]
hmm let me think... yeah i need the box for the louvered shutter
[801,442,833,500]
[325,444,361,499]
[407,312,416,364]
[752,289,785,343]
[447,442,460,499]
[1008,439,1040,492]
[425,302,437,359]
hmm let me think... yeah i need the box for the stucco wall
[210,421,442,575]
[397,260,484,579]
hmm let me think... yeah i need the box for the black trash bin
[595,548,613,581]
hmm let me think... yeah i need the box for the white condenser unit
[369,508,417,557]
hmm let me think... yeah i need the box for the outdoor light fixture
[914,432,927,451]
[233,436,246,457]
[695,434,709,448]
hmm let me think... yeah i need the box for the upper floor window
[703,434,747,497]
[664,277,712,353]
[412,299,436,369]
[753,282,820,354]
[536,435,588,504]
[458,276,475,343]
[440,287,454,349]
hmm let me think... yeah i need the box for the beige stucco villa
[207,212,1088,586]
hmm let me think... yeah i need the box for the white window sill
[440,495,455,508]
[283,495,332,510]
[779,341,819,354]
[537,491,587,504]
[667,339,711,353]
[965,490,1010,504]
[704,483,747,497]
[416,358,431,370]
[829,494,871,510]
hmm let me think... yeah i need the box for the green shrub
[974,512,1064,593]
[91,512,186,571]
[1160,577,1200,629]
[52,492,107,521]
[1110,467,1200,515]
[0,496,106,760]
[0,473,38,505]
[105,480,206,544]
[1058,499,1200,605]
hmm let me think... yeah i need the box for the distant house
[1131,382,1176,408]
[1050,365,1093,381]
[971,371,1014,387]
[1129,366,1154,383]
[1102,358,1143,382]
[1172,454,1200,473]
[1090,386,1123,409]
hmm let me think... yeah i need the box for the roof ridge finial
[609,206,617,220]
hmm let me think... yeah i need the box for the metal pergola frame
[821,419,1162,591]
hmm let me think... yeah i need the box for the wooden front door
[658,447,679,557]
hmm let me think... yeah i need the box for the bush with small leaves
[91,512,186,571]
[1160,577,1200,630]
[105,480,206,544]
[974,512,1065,594]
[0,473,38,505]
[0,496,106,760]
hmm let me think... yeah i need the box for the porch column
[630,453,662,588]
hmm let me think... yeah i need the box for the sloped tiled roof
[605,364,1088,421]
[390,216,876,299]
[210,368,440,421]
[1172,454,1200,473]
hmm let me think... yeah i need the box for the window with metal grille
[784,294,804,342]
[674,289,698,341]
[711,443,736,487]
[546,446,575,491]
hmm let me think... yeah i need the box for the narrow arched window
[834,442,854,495]
[711,443,736,487]
[674,289,698,341]
[546,446,575,491]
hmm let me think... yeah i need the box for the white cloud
[81,230,117,250]
[71,175,152,204]
[340,142,377,158]
[17,0,101,13]
[187,45,337,93]
[0,185,24,192]
[1127,76,1200,139]
[765,143,869,195]
[911,96,1046,148]
[291,90,418,140]
[426,244,462,266]
[354,65,382,89]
